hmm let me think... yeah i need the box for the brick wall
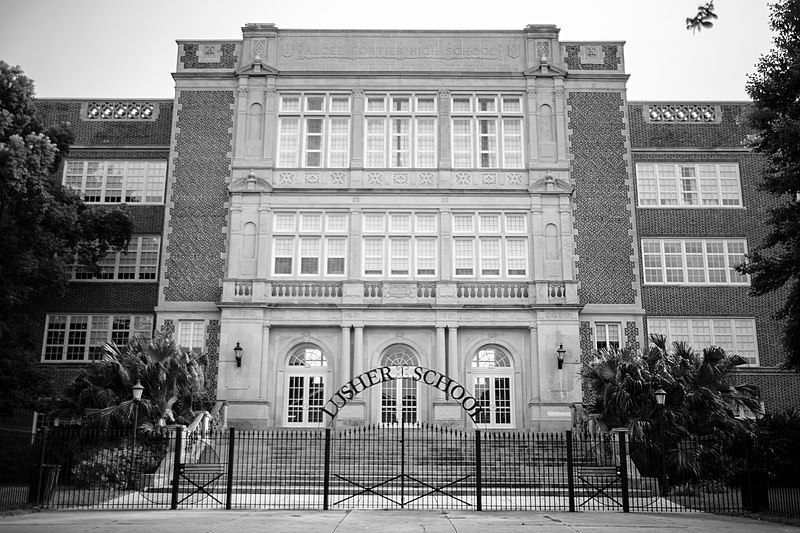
[34,100,173,146]
[568,91,637,305]
[163,90,234,302]
[629,103,751,148]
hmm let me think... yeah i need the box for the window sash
[636,163,742,208]
[43,314,153,362]
[277,95,351,168]
[595,323,621,350]
[642,239,749,285]
[63,161,166,204]
[450,95,525,169]
[73,236,160,281]
[648,317,759,366]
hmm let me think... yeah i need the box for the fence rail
[1,425,798,518]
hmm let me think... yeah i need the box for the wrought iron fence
[1,424,798,518]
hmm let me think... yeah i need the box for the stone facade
[24,23,800,433]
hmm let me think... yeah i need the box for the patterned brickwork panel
[181,43,238,69]
[34,100,173,147]
[564,45,621,71]
[164,91,234,302]
[205,320,220,397]
[568,91,636,305]
[579,321,596,407]
[625,321,640,351]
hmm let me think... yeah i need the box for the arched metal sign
[322,365,482,424]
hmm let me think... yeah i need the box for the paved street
[1,510,799,533]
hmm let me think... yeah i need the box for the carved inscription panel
[276,36,525,70]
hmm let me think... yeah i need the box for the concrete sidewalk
[1,510,799,533]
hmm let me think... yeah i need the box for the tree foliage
[686,1,719,32]
[740,0,800,371]
[581,335,760,441]
[0,61,133,411]
[51,330,208,434]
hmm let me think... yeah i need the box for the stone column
[258,325,270,399]
[436,326,447,399]
[340,326,351,385]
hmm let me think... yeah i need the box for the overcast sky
[0,0,774,101]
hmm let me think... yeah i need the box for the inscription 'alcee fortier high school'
[281,40,521,61]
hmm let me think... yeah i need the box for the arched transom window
[286,346,328,426]
[471,346,514,427]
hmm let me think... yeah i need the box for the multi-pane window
[451,94,524,169]
[361,212,438,277]
[73,236,160,281]
[636,163,742,207]
[642,238,749,285]
[277,94,351,168]
[286,347,328,426]
[271,211,348,276]
[64,161,167,204]
[364,94,437,168]
[381,346,419,425]
[452,212,528,278]
[43,314,153,362]
[595,323,621,350]
[178,320,204,355]
[648,317,759,366]
[471,347,513,427]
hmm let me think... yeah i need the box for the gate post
[475,429,482,511]
[170,426,183,510]
[323,427,332,510]
[566,431,575,512]
[618,431,630,513]
[226,427,235,510]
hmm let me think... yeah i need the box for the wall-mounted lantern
[234,341,243,367]
[557,344,566,370]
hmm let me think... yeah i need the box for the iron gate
[325,422,479,509]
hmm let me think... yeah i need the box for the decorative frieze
[645,104,719,124]
[83,101,158,121]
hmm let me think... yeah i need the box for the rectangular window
[277,93,351,168]
[178,320,204,355]
[300,237,321,275]
[364,238,384,275]
[272,211,348,277]
[63,161,167,204]
[364,93,437,169]
[362,212,439,278]
[452,211,529,279]
[636,163,742,207]
[642,238,749,285]
[273,237,294,275]
[43,314,153,362]
[648,317,759,365]
[326,238,346,275]
[451,94,524,169]
[595,323,621,350]
[72,236,160,281]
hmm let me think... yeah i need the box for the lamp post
[130,380,144,489]
[654,388,670,496]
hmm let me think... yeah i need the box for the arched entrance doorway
[379,344,418,424]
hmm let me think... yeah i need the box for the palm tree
[581,335,761,484]
[51,330,206,434]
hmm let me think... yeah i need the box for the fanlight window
[472,348,511,368]
[382,346,417,367]
[289,347,327,367]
